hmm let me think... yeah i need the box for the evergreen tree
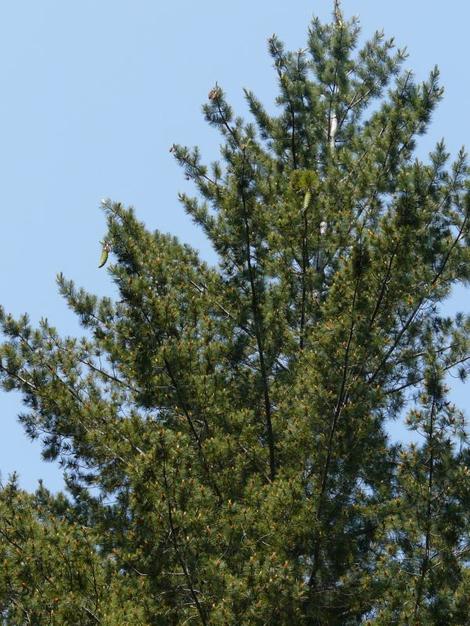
[1,4,469,624]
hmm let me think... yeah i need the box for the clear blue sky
[1,1,468,492]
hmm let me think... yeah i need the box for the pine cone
[208,85,222,101]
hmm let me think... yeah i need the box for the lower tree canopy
[0,6,469,625]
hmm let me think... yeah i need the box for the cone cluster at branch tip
[208,85,223,101]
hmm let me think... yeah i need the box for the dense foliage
[1,5,469,624]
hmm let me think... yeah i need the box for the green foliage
[1,5,469,624]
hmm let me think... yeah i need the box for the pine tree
[1,4,469,624]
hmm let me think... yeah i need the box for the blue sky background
[0,0,468,492]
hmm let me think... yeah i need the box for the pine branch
[239,147,276,480]
[161,447,208,626]
[308,274,360,588]
[368,204,469,386]
[412,395,436,621]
